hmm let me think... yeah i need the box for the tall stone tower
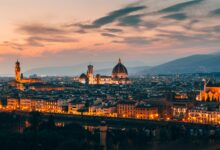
[15,60,21,82]
[87,65,94,84]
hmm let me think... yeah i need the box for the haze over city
[1,0,220,74]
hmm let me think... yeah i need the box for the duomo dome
[112,58,128,79]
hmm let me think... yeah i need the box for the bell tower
[15,60,21,82]
[87,65,94,84]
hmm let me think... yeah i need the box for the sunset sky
[1,0,220,74]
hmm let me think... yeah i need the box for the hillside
[144,54,220,74]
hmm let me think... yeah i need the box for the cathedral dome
[112,58,128,79]
[80,73,88,79]
[79,73,88,84]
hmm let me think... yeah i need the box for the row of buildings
[3,95,220,124]
[4,95,220,125]
[171,99,220,125]
[2,98,64,113]
[0,98,159,120]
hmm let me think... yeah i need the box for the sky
[0,0,220,74]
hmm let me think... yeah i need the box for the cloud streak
[163,13,188,20]
[113,36,149,46]
[79,5,146,29]
[104,28,123,33]
[18,24,66,35]
[26,36,77,47]
[159,0,204,13]
[101,33,118,38]
[118,14,144,26]
[210,8,220,16]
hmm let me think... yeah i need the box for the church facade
[197,80,220,102]
[77,59,131,85]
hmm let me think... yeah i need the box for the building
[188,109,220,125]
[68,101,85,114]
[135,104,159,120]
[117,100,136,118]
[7,98,19,110]
[77,58,131,85]
[4,98,64,113]
[20,98,32,111]
[88,106,116,117]
[171,103,188,120]
[13,61,66,91]
[15,60,42,84]
[117,100,159,120]
[197,80,220,102]
[31,99,62,113]
[187,104,220,125]
[171,99,193,120]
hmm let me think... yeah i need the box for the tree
[47,115,55,129]
[28,111,42,131]
[77,108,88,117]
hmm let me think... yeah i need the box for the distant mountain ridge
[143,53,220,74]
[25,53,220,76]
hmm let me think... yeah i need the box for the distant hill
[25,53,220,76]
[143,53,220,74]
[25,61,149,76]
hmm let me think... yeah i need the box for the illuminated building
[14,61,66,91]
[100,107,117,117]
[32,99,62,113]
[117,100,136,118]
[15,60,42,84]
[88,106,116,117]
[15,60,21,81]
[197,80,220,102]
[174,93,188,99]
[87,64,94,84]
[8,98,64,113]
[20,99,32,111]
[135,104,159,120]
[68,101,85,114]
[187,103,220,125]
[171,103,188,120]
[188,104,220,125]
[7,98,19,110]
[117,101,159,120]
[77,58,131,85]
[170,99,194,120]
